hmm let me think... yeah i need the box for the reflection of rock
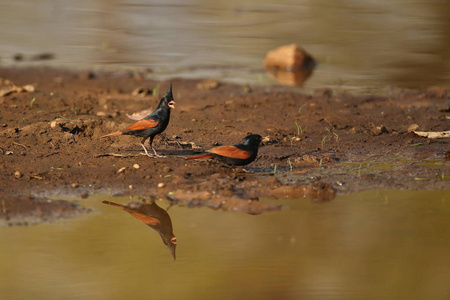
[262,182,335,203]
[167,190,283,215]
[264,43,316,86]
[265,69,313,86]
[166,180,335,214]
[103,200,177,260]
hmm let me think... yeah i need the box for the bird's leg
[149,136,166,158]
[139,138,155,157]
[140,143,154,157]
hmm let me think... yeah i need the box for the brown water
[1,190,450,299]
[1,1,450,89]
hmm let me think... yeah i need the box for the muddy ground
[0,67,449,224]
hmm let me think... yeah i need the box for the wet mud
[0,67,449,224]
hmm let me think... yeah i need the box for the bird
[102,200,177,260]
[102,84,175,157]
[186,134,262,166]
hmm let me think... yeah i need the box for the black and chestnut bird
[102,200,177,260]
[102,84,175,157]
[186,134,262,166]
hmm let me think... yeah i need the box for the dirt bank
[0,67,449,222]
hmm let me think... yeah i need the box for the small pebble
[14,171,22,178]
[158,182,165,188]
[71,183,79,188]
[407,124,419,132]
[133,164,140,169]
[117,167,126,174]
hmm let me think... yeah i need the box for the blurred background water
[1,0,450,89]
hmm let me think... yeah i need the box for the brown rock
[264,44,316,69]
[263,44,316,86]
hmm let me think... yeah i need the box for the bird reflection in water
[102,199,177,260]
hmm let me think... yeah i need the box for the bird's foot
[139,144,166,158]
[139,151,156,158]
[140,144,156,157]
[151,147,166,158]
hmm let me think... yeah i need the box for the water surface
[1,1,450,89]
[1,190,449,299]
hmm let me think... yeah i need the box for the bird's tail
[102,131,123,138]
[185,154,214,161]
[102,201,160,226]
[102,200,126,210]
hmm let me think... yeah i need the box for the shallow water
[1,1,450,89]
[1,190,450,299]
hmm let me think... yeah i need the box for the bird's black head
[242,134,262,146]
[159,83,175,109]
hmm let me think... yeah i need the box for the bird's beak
[169,237,177,260]
[168,100,175,109]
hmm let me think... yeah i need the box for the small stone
[302,154,319,165]
[349,127,357,134]
[14,171,22,178]
[158,182,165,188]
[117,167,126,174]
[23,85,35,93]
[96,111,107,117]
[371,125,389,135]
[262,136,271,143]
[128,185,133,190]
[407,124,419,132]
[133,164,140,169]
[71,183,79,188]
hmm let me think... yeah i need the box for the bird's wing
[208,146,251,159]
[124,119,159,131]
[103,201,160,226]
[127,212,161,226]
